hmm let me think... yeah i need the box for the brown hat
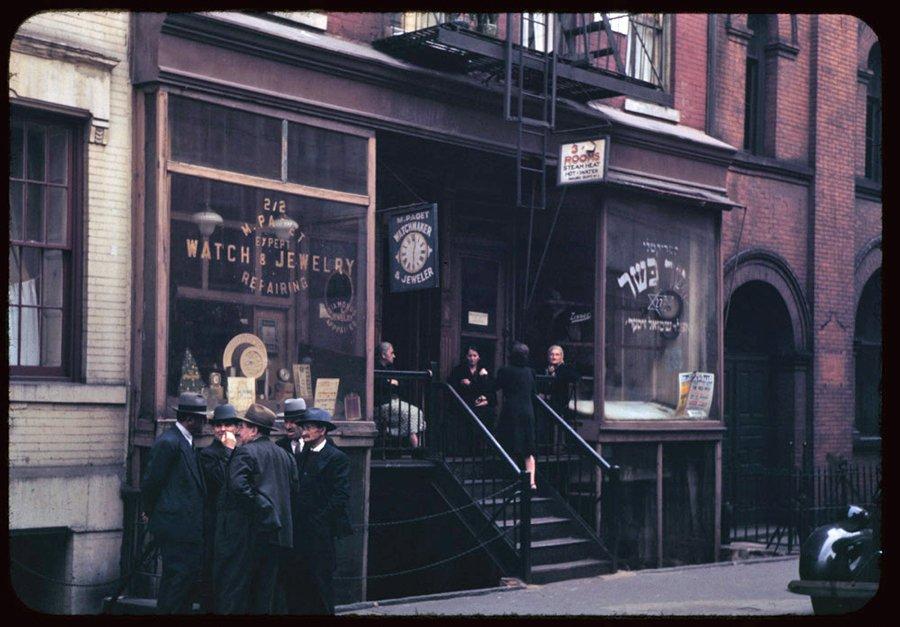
[239,403,276,430]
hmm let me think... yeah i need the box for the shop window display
[164,98,370,417]
[605,202,718,419]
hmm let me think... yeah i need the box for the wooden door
[454,251,507,374]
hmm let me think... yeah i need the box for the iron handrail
[442,382,521,475]
[534,394,616,472]
[374,368,433,379]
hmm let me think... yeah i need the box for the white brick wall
[10,11,131,470]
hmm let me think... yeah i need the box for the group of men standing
[140,393,352,615]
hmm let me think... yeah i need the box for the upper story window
[9,109,82,378]
[743,14,767,154]
[522,13,554,52]
[865,43,882,183]
[592,13,670,89]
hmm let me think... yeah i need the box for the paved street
[343,556,812,616]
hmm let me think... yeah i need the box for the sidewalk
[341,556,813,616]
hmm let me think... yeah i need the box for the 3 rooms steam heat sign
[558,137,609,185]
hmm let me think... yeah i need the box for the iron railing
[436,383,533,582]
[373,367,434,459]
[725,461,882,554]
[533,394,620,569]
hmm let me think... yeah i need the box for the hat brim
[298,419,337,432]
[278,411,309,420]
[170,406,213,417]
[237,414,274,430]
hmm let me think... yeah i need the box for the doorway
[723,281,796,538]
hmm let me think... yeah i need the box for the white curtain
[9,279,39,365]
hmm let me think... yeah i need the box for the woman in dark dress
[495,342,538,490]
[447,346,497,426]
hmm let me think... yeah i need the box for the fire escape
[374,12,670,210]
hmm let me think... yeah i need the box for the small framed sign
[293,363,313,403]
[558,137,609,186]
[227,377,256,413]
[343,392,361,421]
[387,203,440,293]
[314,378,340,415]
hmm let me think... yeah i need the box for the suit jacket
[141,425,206,544]
[279,438,352,554]
[447,363,496,410]
[217,436,299,549]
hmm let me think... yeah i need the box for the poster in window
[293,363,313,403]
[314,378,340,415]
[227,376,256,413]
[674,372,714,418]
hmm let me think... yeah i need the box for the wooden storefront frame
[134,86,376,433]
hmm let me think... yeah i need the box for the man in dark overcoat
[213,403,299,614]
[197,403,239,612]
[285,407,353,615]
[141,392,209,614]
[274,397,308,612]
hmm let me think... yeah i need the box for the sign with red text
[558,138,609,185]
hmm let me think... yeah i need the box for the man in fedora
[141,392,209,613]
[214,403,298,614]
[197,403,239,612]
[286,407,353,615]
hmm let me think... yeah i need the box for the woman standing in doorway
[495,342,538,490]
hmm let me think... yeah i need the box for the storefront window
[605,202,717,419]
[163,99,370,418]
[168,174,368,415]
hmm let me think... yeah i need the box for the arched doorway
[723,280,797,539]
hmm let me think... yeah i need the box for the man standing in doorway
[141,392,209,614]
[214,403,298,614]
[288,407,352,615]
[544,345,579,418]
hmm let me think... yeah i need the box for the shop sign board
[558,137,609,186]
[386,203,439,292]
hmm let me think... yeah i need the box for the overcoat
[495,365,537,459]
[277,437,352,615]
[214,435,299,614]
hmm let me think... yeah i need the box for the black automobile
[787,488,881,615]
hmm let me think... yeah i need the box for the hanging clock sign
[386,203,440,293]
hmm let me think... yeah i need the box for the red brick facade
[323,12,881,467]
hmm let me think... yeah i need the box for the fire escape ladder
[558,13,625,74]
[505,13,558,211]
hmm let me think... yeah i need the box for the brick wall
[10,11,131,468]
[672,13,707,130]
[327,11,386,43]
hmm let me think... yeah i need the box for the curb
[630,554,799,576]
[336,582,527,613]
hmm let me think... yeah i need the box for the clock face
[397,231,431,274]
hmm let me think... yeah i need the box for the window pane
[11,124,24,178]
[605,203,717,419]
[19,307,40,365]
[21,247,42,306]
[25,184,45,242]
[287,123,368,194]
[41,308,63,367]
[46,187,68,244]
[167,173,369,414]
[169,96,282,179]
[47,127,69,184]
[42,249,64,308]
[8,306,19,365]
[27,126,46,181]
[10,182,23,240]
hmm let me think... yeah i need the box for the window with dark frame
[9,111,80,377]
[865,43,881,183]
[743,15,767,154]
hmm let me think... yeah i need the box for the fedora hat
[170,392,211,417]
[239,403,276,430]
[211,403,239,423]
[277,398,308,421]
[298,407,337,432]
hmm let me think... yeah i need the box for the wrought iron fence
[373,367,434,458]
[724,461,882,554]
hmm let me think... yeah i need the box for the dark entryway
[723,281,796,539]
